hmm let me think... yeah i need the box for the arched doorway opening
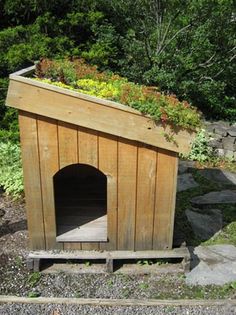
[53,164,107,242]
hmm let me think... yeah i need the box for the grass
[27,272,41,287]
[151,277,236,300]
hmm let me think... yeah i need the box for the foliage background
[0,0,235,136]
[0,0,235,197]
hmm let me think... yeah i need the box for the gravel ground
[1,192,236,314]
[0,303,236,315]
[1,256,236,300]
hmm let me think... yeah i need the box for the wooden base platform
[27,248,190,273]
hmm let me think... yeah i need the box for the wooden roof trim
[9,67,143,116]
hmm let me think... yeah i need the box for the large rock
[0,208,5,218]
[214,125,228,136]
[186,245,236,285]
[185,209,222,240]
[177,173,199,192]
[191,190,236,205]
[228,126,236,137]
[178,160,196,174]
[199,169,236,185]
[222,137,236,151]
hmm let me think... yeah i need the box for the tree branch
[158,24,191,55]
[199,53,216,67]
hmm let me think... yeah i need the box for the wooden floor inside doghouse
[54,165,107,242]
[56,206,107,242]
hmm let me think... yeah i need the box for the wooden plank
[63,243,83,250]
[28,248,189,260]
[106,258,114,273]
[117,139,137,250]
[9,73,141,115]
[6,79,195,154]
[58,121,78,169]
[9,65,35,77]
[98,133,118,251]
[153,149,178,250]
[78,127,100,250]
[57,121,80,250]
[135,145,157,250]
[57,226,107,242]
[37,115,62,250]
[1,295,235,307]
[78,127,98,167]
[18,111,45,250]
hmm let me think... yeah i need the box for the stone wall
[205,121,236,159]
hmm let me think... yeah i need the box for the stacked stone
[205,121,236,159]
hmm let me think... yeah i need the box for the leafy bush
[182,129,214,162]
[35,58,202,131]
[0,142,24,198]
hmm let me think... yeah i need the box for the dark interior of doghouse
[54,164,107,242]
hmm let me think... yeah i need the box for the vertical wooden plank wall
[58,121,78,169]
[135,145,157,250]
[20,114,178,251]
[18,111,45,250]
[153,149,178,249]
[98,133,118,251]
[78,127,100,250]
[117,140,137,250]
[57,121,80,250]
[37,115,62,250]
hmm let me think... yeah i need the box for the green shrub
[0,141,23,198]
[182,129,213,162]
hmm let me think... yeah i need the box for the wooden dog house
[6,66,195,270]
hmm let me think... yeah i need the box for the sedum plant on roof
[35,58,202,131]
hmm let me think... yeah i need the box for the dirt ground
[0,191,27,259]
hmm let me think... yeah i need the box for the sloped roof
[6,66,195,154]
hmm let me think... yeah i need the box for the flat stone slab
[199,169,236,185]
[185,209,222,240]
[177,173,199,192]
[186,245,236,285]
[191,190,236,205]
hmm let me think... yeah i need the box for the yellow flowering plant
[35,58,202,131]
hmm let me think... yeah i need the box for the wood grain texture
[18,111,45,250]
[153,149,178,250]
[78,126,100,250]
[63,243,82,250]
[57,121,80,249]
[78,127,98,167]
[29,247,189,260]
[117,139,137,250]
[135,145,157,250]
[6,79,195,154]
[58,121,78,169]
[56,214,107,242]
[98,133,118,250]
[37,116,62,250]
